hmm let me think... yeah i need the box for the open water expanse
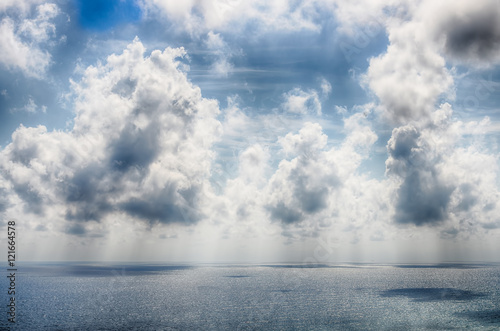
[1,263,500,330]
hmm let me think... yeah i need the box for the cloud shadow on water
[456,310,500,325]
[20,263,194,277]
[380,288,487,302]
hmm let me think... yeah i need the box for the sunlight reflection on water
[1,263,499,330]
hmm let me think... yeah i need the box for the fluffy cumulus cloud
[281,88,322,115]
[331,0,500,68]
[211,143,274,238]
[340,0,500,236]
[0,38,221,235]
[0,1,60,77]
[266,123,336,224]
[365,13,453,123]
[386,104,500,234]
[264,114,379,238]
[386,123,453,226]
[364,0,500,125]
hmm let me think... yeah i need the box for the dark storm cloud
[299,186,329,214]
[120,185,201,225]
[63,164,112,222]
[439,3,500,65]
[290,163,333,214]
[65,165,104,203]
[109,123,159,171]
[394,170,453,226]
[387,125,454,226]
[267,202,304,224]
[387,126,419,160]
[65,223,87,236]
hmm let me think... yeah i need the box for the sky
[1,0,500,263]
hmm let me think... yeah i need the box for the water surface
[1,262,499,330]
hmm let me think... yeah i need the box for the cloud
[266,124,339,224]
[0,2,60,77]
[386,124,454,226]
[213,143,271,232]
[205,31,239,77]
[281,88,322,115]
[141,0,323,35]
[10,97,47,113]
[206,102,385,244]
[364,0,500,124]
[319,78,332,97]
[365,17,453,123]
[327,0,397,35]
[423,0,500,67]
[386,104,500,230]
[265,116,377,228]
[0,38,222,233]
[359,0,500,231]
[259,112,384,244]
[280,122,327,156]
[0,0,42,13]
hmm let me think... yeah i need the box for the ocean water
[1,263,500,330]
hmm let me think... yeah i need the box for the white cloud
[0,0,43,13]
[281,88,322,115]
[0,2,59,77]
[0,38,222,236]
[205,31,239,77]
[365,18,453,123]
[264,113,379,237]
[280,122,327,157]
[141,0,323,35]
[18,3,58,42]
[319,78,332,97]
[385,103,500,234]
[363,0,500,125]
[10,97,46,113]
[215,144,272,229]
[358,0,500,235]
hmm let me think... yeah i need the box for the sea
[1,262,499,330]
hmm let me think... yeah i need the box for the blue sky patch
[74,0,141,31]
